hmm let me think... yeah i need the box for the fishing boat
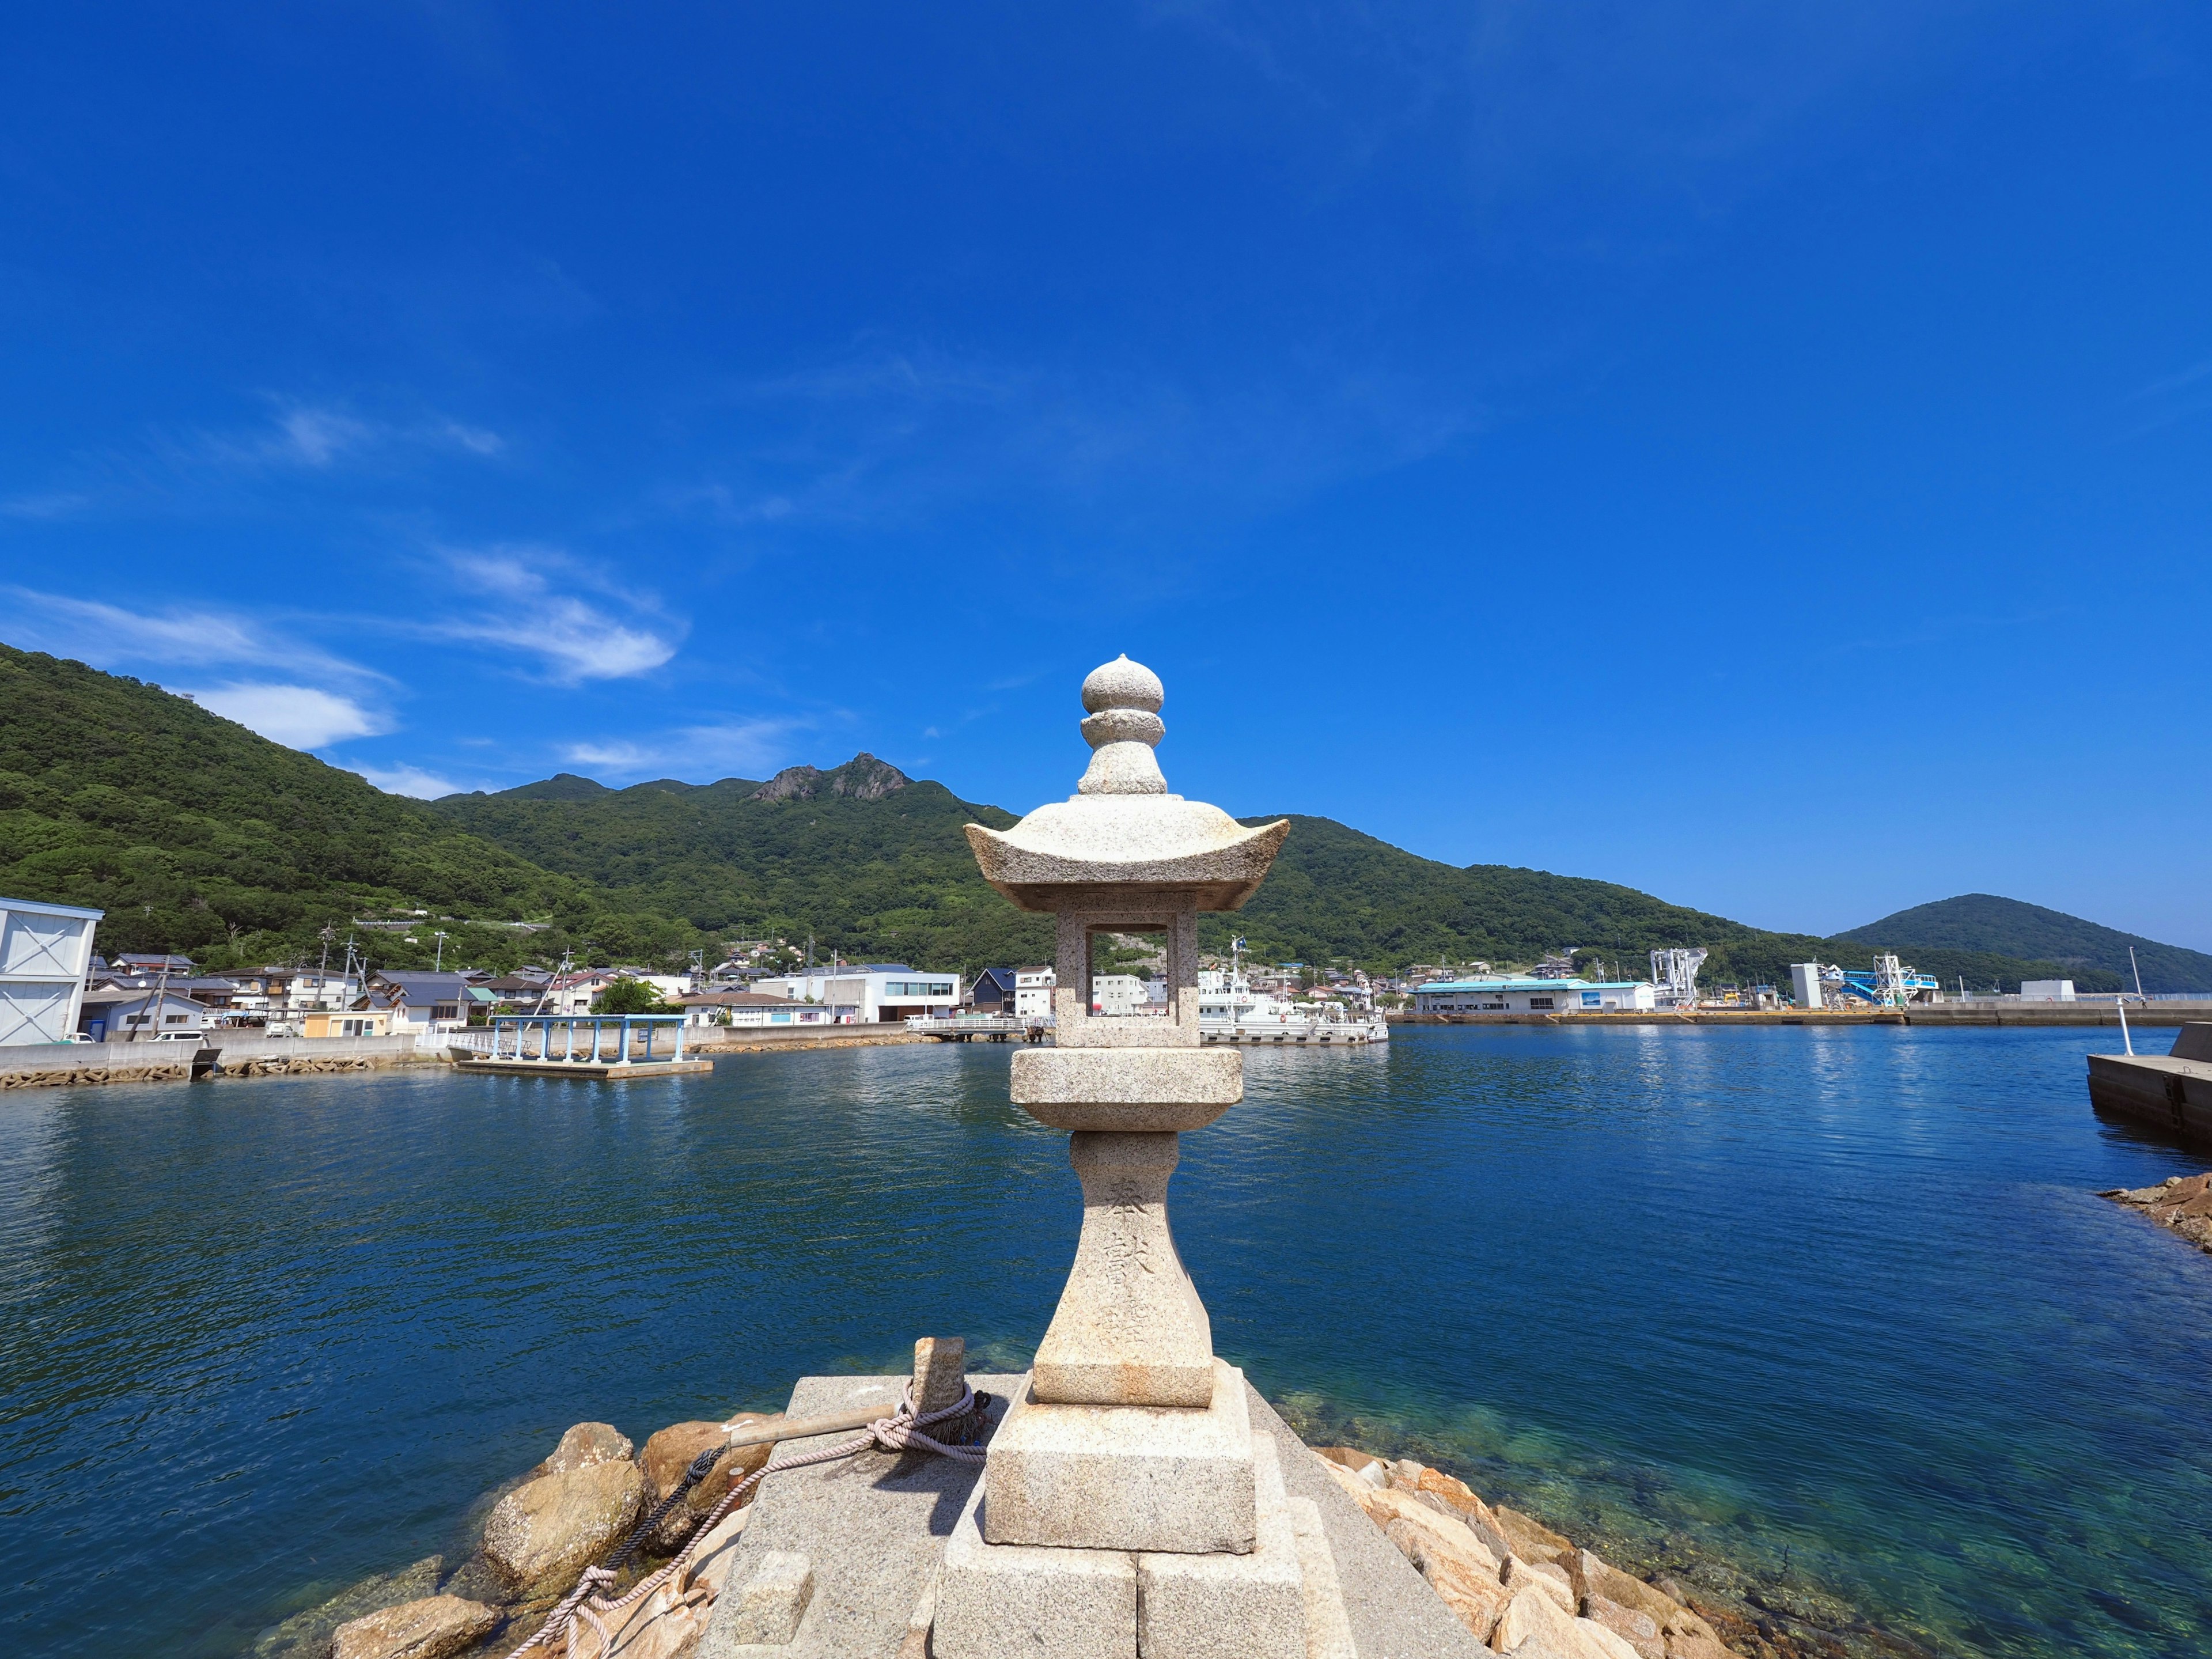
[1197,941,1388,1046]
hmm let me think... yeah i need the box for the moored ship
[1196,944,1388,1046]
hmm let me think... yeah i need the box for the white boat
[1196,943,1388,1046]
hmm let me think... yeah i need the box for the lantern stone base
[934,1427,1313,1659]
[981,1360,1256,1554]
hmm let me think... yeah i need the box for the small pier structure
[450,1013,713,1080]
[908,1014,1050,1043]
[2088,1021,2212,1141]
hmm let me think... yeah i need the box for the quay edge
[1391,1002,2212,1029]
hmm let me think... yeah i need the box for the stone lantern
[931,656,1323,1659]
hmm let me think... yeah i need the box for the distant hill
[0,645,692,969]
[1224,816,2119,992]
[1839,894,2212,994]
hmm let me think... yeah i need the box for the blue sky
[3,3,2208,949]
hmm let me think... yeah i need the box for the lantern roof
[964,656,1289,914]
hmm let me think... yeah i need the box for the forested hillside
[0,646,692,968]
[1839,894,2212,994]
[427,758,1056,971]
[1219,816,2119,991]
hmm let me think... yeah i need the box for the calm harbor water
[3,1026,2210,1658]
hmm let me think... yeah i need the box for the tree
[593,977,665,1015]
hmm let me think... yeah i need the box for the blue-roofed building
[968,967,1018,1013]
[1411,977,1658,1015]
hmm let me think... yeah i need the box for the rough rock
[638,1415,775,1552]
[1570,1548,1695,1634]
[1662,1634,1734,1659]
[1496,1505,1575,1568]
[1380,1531,1521,1645]
[1584,1593,1664,1659]
[598,1505,755,1659]
[483,1458,648,1595]
[251,1557,444,1659]
[329,1594,501,1659]
[1491,1583,1596,1658]
[538,1421,635,1476]
[2104,1171,2212,1252]
[1336,1486,1513,1645]
[1505,1554,1577,1615]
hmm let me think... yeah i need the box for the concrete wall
[203,1033,423,1073]
[0,1032,425,1089]
[0,1040,203,1089]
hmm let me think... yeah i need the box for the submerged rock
[330,1593,501,1659]
[2103,1172,2212,1252]
[249,1556,443,1659]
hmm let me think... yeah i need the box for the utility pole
[132,953,176,1043]
[2130,946,2145,1001]
[433,930,449,972]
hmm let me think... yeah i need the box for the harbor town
[6,9,2212,1659]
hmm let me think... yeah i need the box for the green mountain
[1838,894,2212,994]
[427,757,1055,972]
[0,645,694,969]
[1213,815,2120,992]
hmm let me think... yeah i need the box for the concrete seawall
[683,1024,927,1054]
[0,1032,425,1090]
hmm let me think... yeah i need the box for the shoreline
[254,1375,1937,1659]
[1391,1004,2212,1028]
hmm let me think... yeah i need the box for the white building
[1089,973,1155,1016]
[668,990,853,1028]
[2020,979,2077,1002]
[1014,966,1055,1020]
[0,895,104,1046]
[1790,963,1824,1010]
[78,984,210,1043]
[751,964,960,1024]
[1411,977,1658,1015]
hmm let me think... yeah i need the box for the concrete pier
[2086,1023,2212,1141]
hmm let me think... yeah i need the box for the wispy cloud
[425,546,681,682]
[5,588,384,686]
[562,717,806,781]
[190,683,389,748]
[2116,354,2212,441]
[0,397,507,521]
[201,399,507,472]
[0,491,92,520]
[674,343,1477,535]
[354,763,463,799]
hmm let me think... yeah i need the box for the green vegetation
[0,644,2171,994]
[592,977,667,1014]
[0,645,696,972]
[1213,814,2123,992]
[426,759,1055,976]
[1836,894,2212,994]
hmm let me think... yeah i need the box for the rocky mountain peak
[749,752,911,804]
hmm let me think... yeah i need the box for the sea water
[2,1026,2207,1658]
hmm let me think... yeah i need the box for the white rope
[509,1380,985,1658]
